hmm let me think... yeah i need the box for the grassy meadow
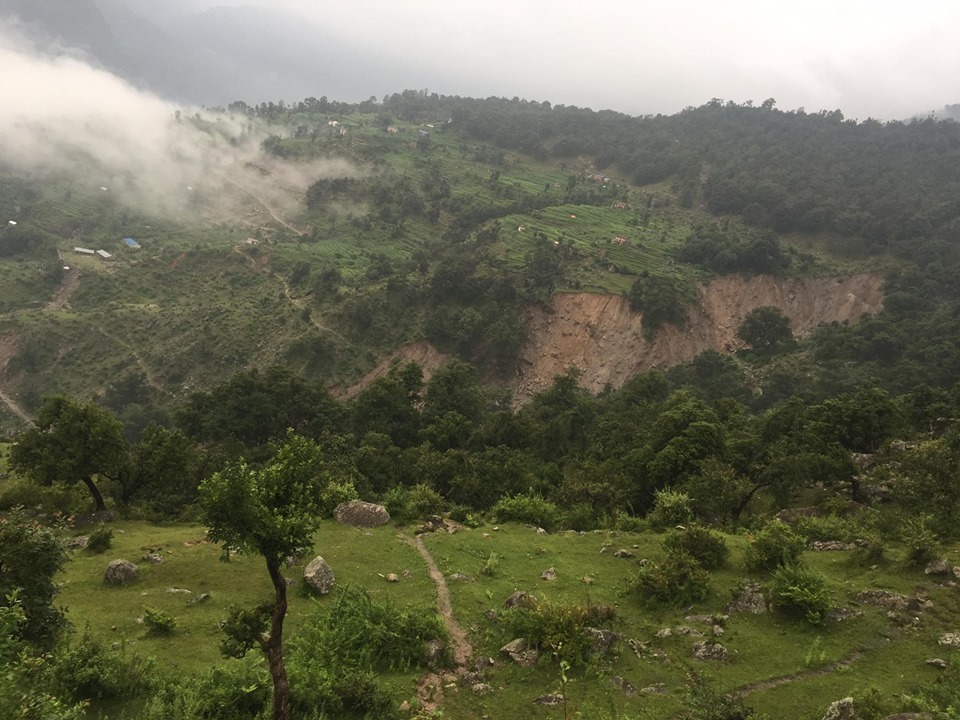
[51,518,960,720]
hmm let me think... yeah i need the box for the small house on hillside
[96,249,112,260]
[123,238,140,249]
[611,235,630,246]
[74,247,95,255]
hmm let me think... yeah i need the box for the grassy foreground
[54,518,960,719]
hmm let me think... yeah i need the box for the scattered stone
[611,676,636,696]
[727,582,767,614]
[386,573,399,583]
[448,572,471,582]
[656,628,672,638]
[188,593,211,605]
[402,569,412,578]
[504,591,530,608]
[692,641,729,661]
[584,627,622,654]
[473,657,496,672]
[104,559,138,586]
[472,683,493,695]
[926,658,948,669]
[627,638,649,658]
[857,590,918,611]
[582,576,594,585]
[613,549,635,558]
[303,555,337,595]
[826,608,864,622]
[166,587,191,594]
[673,626,703,637]
[541,567,557,581]
[713,625,725,637]
[641,683,668,695]
[810,541,856,551]
[424,638,446,665]
[484,609,499,621]
[925,559,953,576]
[501,638,528,655]
[285,577,296,586]
[534,693,563,706]
[938,633,960,649]
[333,500,390,528]
[822,697,856,720]
[512,649,540,666]
[399,700,410,713]
[536,527,547,535]
[63,536,89,550]
[142,553,165,565]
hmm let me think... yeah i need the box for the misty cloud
[0,22,354,219]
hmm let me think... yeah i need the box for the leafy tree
[0,508,68,648]
[628,272,694,331]
[737,306,792,352]
[199,434,331,720]
[10,396,128,512]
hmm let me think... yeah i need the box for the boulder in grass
[303,556,336,594]
[104,559,138,586]
[333,500,390,528]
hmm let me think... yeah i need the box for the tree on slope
[10,396,128,513]
[198,433,329,720]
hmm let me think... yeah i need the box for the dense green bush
[48,630,154,702]
[900,513,939,568]
[503,595,618,667]
[792,514,854,542]
[382,483,445,524]
[646,488,694,530]
[634,550,711,606]
[663,526,729,570]
[141,658,270,720]
[743,520,807,572]
[85,523,113,554]
[142,607,177,635]
[767,563,833,624]
[492,492,561,531]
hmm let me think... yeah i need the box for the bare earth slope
[512,273,884,402]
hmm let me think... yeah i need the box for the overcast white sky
[166,0,958,119]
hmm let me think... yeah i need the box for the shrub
[503,596,618,667]
[492,492,561,531]
[850,533,886,567]
[613,511,645,533]
[685,672,767,720]
[647,488,693,530]
[663,526,729,570]
[635,550,711,606]
[743,520,806,572]
[479,551,500,577]
[768,563,832,624]
[141,658,269,720]
[318,480,358,516]
[142,607,177,635]
[49,630,154,702]
[382,483,445,524]
[792,514,854,542]
[86,523,113,554]
[900,513,939,568]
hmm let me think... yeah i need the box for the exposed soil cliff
[512,273,884,403]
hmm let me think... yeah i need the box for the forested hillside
[3,93,960,720]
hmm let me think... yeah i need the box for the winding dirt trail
[405,534,473,668]
[0,335,32,425]
[46,267,81,311]
[729,651,862,698]
[216,172,307,237]
[231,245,352,346]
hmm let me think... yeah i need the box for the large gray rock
[303,556,336,594]
[822,697,858,720]
[692,641,730,661]
[333,500,390,528]
[104,559,138,586]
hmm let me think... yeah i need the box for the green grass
[48,518,960,719]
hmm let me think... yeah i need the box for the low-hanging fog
[0,22,352,220]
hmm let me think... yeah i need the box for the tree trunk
[265,558,290,720]
[81,475,107,512]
